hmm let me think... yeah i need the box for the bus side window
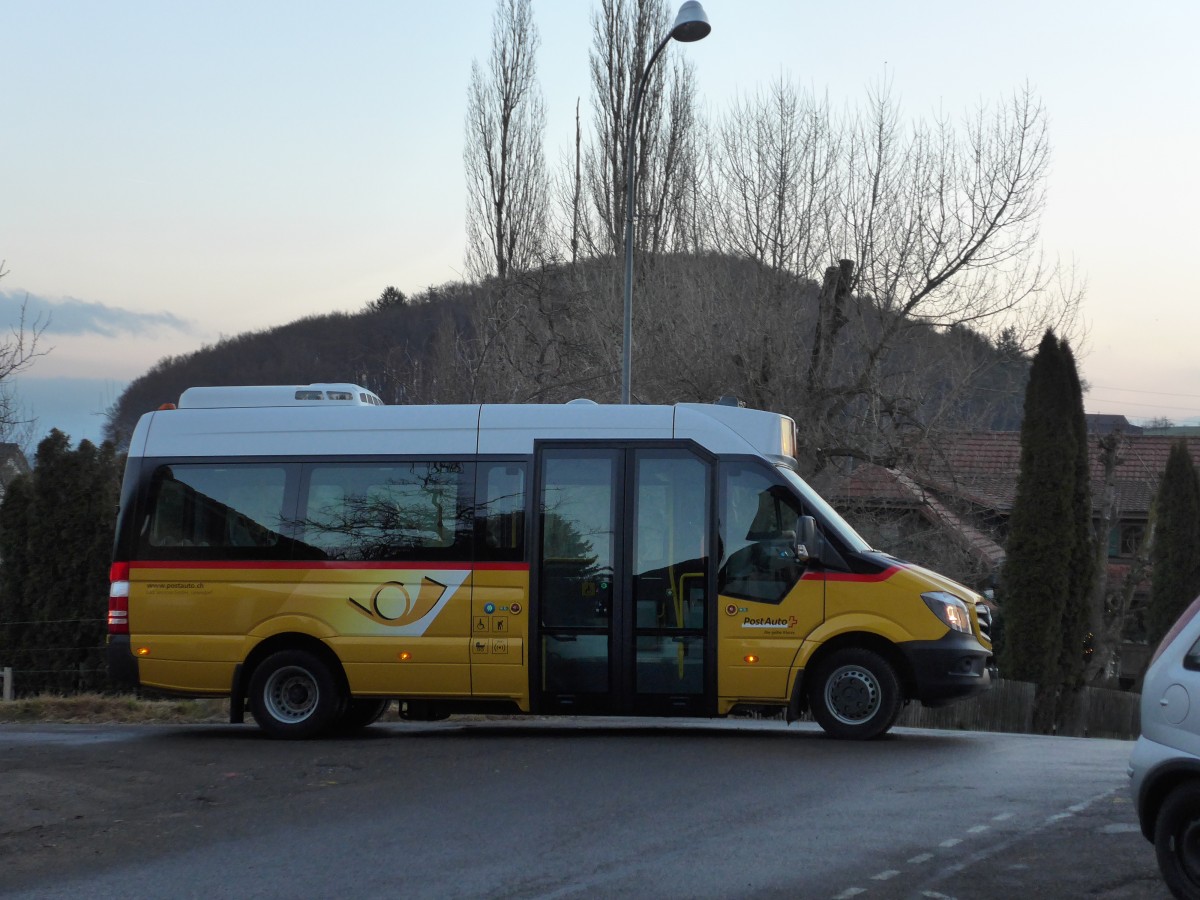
[476,462,526,562]
[141,464,290,559]
[299,462,474,562]
[719,463,805,605]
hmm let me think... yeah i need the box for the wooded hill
[104,252,1028,477]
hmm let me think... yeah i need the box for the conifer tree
[1000,331,1092,732]
[0,475,33,677]
[1059,342,1094,689]
[1147,440,1200,645]
[0,430,122,694]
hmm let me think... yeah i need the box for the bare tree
[464,0,549,282]
[702,82,1081,474]
[1084,430,1126,684]
[0,261,49,445]
[581,0,700,257]
[711,79,840,276]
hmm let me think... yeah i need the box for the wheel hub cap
[826,665,881,724]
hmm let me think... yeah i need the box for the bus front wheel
[808,648,901,740]
[248,649,344,739]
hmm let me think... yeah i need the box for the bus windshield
[777,467,873,554]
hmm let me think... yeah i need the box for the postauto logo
[347,574,459,631]
[725,603,797,630]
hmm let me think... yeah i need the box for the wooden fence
[897,678,1141,740]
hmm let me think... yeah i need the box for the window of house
[1108,523,1146,558]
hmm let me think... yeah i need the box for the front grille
[975,601,993,643]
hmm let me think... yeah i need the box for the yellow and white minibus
[107,384,993,740]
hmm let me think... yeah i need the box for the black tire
[332,698,392,735]
[1155,782,1200,899]
[248,649,344,740]
[807,647,902,740]
[400,700,450,722]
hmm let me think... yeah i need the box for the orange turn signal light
[743,654,759,664]
[136,647,151,657]
[398,651,412,662]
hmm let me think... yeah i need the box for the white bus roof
[130,394,798,466]
[177,384,384,409]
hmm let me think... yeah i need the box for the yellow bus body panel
[128,562,531,708]
[715,574,823,705]
[128,560,976,714]
[714,564,971,714]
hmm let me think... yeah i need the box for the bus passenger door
[716,461,825,706]
[533,445,715,716]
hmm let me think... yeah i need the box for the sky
[1,0,1198,449]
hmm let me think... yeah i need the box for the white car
[1130,593,1200,899]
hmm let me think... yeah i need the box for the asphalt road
[0,718,1170,899]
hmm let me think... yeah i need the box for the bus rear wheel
[249,649,344,739]
[808,648,901,740]
[332,698,393,735]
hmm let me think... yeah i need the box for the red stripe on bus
[128,560,531,572]
[801,566,901,583]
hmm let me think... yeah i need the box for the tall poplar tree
[463,0,549,282]
[1000,331,1092,732]
[1147,440,1200,645]
[1057,342,1094,713]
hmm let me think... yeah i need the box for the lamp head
[670,1,711,43]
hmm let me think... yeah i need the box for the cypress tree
[0,474,34,680]
[0,431,122,695]
[1147,440,1200,645]
[1059,342,1094,685]
[1000,331,1089,732]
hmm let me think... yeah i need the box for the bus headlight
[922,591,973,634]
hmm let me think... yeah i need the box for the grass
[0,693,229,724]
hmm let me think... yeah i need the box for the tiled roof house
[830,431,1196,592]
[828,430,1195,680]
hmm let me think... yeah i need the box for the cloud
[0,290,192,338]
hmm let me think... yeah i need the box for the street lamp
[620,1,710,405]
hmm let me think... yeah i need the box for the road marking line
[833,889,867,898]
[967,825,990,834]
[871,870,901,881]
[1068,802,1088,813]
[901,789,1121,900]
[908,852,934,864]
[1100,823,1140,834]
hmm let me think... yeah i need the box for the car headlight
[922,591,973,634]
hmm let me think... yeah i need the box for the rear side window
[475,462,526,562]
[297,461,474,562]
[140,464,291,559]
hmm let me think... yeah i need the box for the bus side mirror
[795,515,818,564]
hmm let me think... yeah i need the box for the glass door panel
[538,450,619,707]
[631,450,710,709]
[535,445,713,716]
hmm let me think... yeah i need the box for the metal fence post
[1,666,12,702]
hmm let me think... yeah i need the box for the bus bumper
[900,632,994,707]
[106,635,140,691]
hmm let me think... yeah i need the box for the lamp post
[620,1,710,405]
